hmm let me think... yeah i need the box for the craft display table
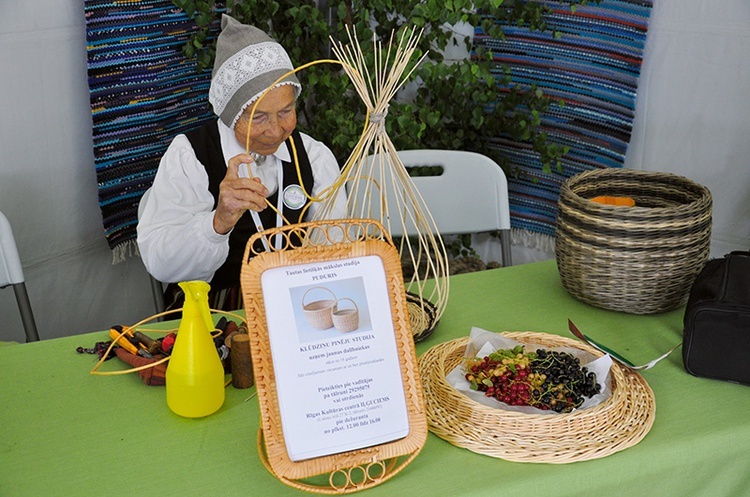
[2,260,749,496]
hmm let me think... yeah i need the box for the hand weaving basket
[302,287,336,330]
[555,168,712,314]
[419,332,655,463]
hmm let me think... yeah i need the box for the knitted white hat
[208,15,301,128]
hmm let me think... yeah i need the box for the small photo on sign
[291,277,372,343]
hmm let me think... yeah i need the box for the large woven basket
[555,168,712,314]
[419,332,655,463]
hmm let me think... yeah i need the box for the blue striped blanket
[84,0,223,260]
[474,0,652,241]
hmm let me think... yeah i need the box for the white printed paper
[261,255,410,461]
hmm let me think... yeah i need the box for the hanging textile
[84,1,224,261]
[474,0,653,248]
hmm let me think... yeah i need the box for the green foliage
[172,0,596,175]
[446,234,477,258]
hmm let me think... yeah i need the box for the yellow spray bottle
[166,281,225,417]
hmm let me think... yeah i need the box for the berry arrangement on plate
[463,345,601,413]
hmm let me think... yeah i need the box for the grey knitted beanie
[208,15,301,128]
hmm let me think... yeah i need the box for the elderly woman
[137,15,347,309]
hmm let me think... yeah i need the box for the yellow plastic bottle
[166,281,225,417]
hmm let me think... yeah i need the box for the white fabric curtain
[625,1,750,257]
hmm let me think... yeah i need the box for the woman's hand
[213,154,269,235]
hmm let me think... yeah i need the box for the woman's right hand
[213,154,269,235]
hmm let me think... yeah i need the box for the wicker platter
[418,332,655,463]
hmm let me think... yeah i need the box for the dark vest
[185,120,314,289]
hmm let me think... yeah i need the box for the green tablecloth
[2,260,749,496]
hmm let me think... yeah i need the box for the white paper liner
[446,327,613,415]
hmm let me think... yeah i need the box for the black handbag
[683,250,750,385]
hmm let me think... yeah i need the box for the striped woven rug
[84,1,224,261]
[474,0,652,246]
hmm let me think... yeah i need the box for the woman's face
[234,84,297,156]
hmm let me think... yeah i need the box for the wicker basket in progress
[419,332,655,463]
[555,168,712,314]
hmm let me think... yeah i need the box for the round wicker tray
[419,332,656,463]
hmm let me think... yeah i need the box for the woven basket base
[406,292,438,342]
[419,333,655,463]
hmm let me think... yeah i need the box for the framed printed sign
[240,220,427,493]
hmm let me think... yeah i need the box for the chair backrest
[350,149,511,237]
[0,210,40,341]
[0,211,25,287]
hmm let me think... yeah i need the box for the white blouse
[137,120,347,284]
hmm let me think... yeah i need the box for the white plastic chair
[0,211,40,342]
[351,149,512,267]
